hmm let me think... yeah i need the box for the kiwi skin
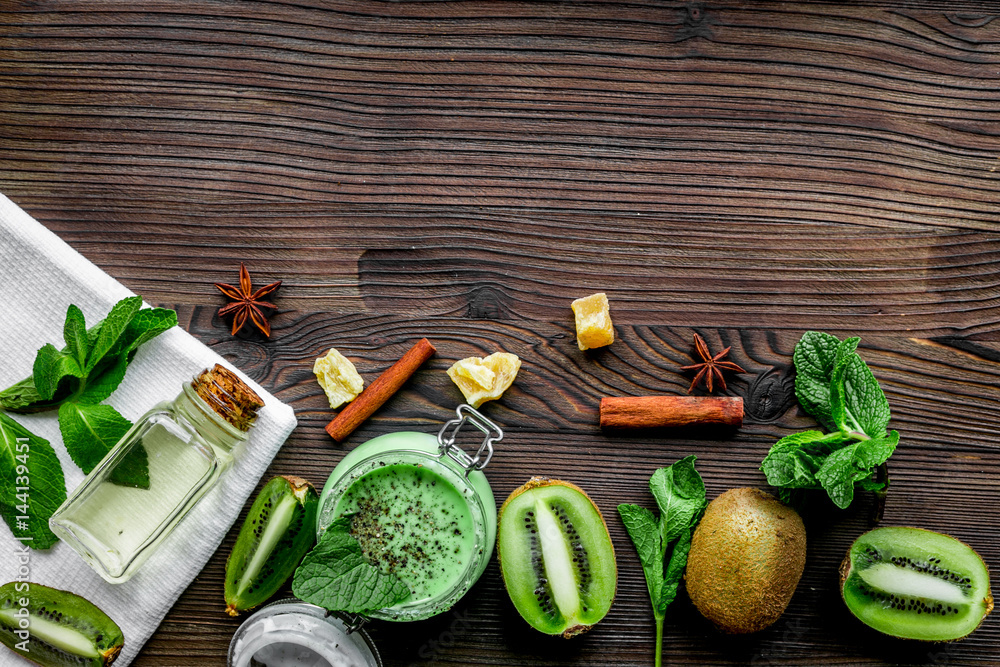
[839,527,994,642]
[684,487,806,634]
[497,477,617,638]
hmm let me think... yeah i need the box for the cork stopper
[192,364,264,432]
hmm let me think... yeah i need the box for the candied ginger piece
[571,292,614,350]
[313,347,364,408]
[447,352,521,408]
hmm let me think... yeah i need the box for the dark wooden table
[3,1,1000,665]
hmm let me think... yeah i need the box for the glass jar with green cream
[317,405,502,622]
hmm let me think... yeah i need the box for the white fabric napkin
[0,193,298,666]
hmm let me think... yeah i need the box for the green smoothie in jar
[317,407,501,621]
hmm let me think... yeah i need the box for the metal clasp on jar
[436,404,504,475]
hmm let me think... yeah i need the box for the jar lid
[192,364,264,432]
[228,598,381,667]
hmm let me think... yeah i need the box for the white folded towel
[0,193,298,666]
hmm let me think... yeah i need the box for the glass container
[228,598,381,667]
[317,404,502,622]
[50,364,264,584]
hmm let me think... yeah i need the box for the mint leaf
[792,331,841,429]
[766,331,899,511]
[649,455,706,545]
[856,430,898,468]
[63,305,89,368]
[0,413,67,549]
[618,456,706,667]
[110,308,178,357]
[842,352,891,438]
[618,503,663,608]
[0,378,44,412]
[57,403,148,489]
[815,431,898,509]
[829,337,860,434]
[828,337,892,440]
[658,529,692,611]
[76,356,130,405]
[1,299,176,414]
[761,430,851,489]
[32,344,84,401]
[85,296,141,373]
[108,439,150,489]
[815,444,861,508]
[292,515,410,613]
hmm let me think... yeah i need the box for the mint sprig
[618,456,707,667]
[292,515,411,613]
[761,331,898,510]
[0,297,176,546]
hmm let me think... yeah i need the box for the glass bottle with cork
[50,364,264,584]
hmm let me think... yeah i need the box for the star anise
[680,333,746,394]
[214,263,281,338]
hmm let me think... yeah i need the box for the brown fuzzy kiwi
[684,487,806,634]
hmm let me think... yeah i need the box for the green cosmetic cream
[318,429,497,621]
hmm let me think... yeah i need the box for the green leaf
[85,296,142,373]
[32,344,84,401]
[292,515,410,613]
[110,308,178,357]
[761,430,851,489]
[816,445,860,509]
[649,455,706,546]
[62,305,89,368]
[816,336,891,440]
[618,503,663,608]
[108,440,150,490]
[771,331,898,512]
[0,413,67,549]
[618,456,706,667]
[857,477,888,493]
[57,403,147,489]
[658,529,693,612]
[0,301,177,414]
[829,337,860,434]
[856,430,899,468]
[76,356,130,405]
[815,431,898,509]
[842,352,891,438]
[0,378,44,412]
[792,331,841,429]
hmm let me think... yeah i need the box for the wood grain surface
[2,1,1000,665]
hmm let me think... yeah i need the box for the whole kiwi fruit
[684,487,806,634]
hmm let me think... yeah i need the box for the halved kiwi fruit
[497,477,616,638]
[225,475,319,616]
[841,526,993,641]
[0,582,124,666]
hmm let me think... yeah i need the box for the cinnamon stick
[326,338,436,442]
[600,395,743,430]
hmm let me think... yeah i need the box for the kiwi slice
[225,475,319,616]
[841,526,993,641]
[497,477,617,638]
[0,582,124,666]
